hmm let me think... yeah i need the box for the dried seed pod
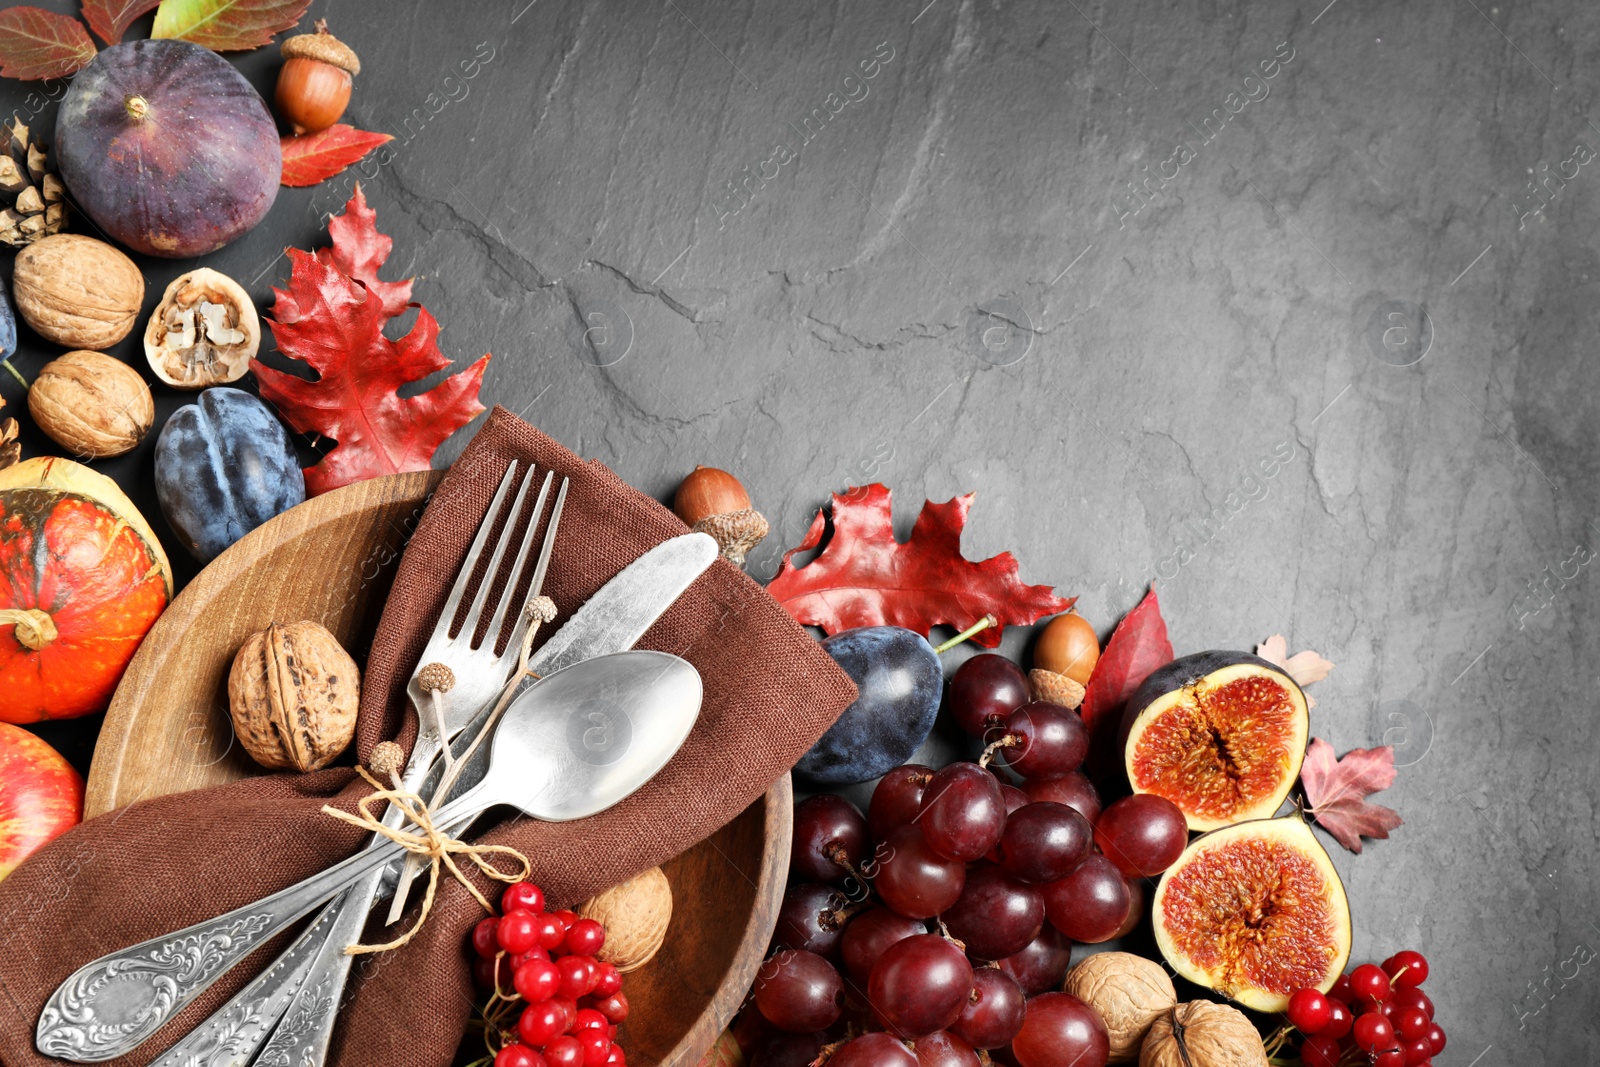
[1139,1001,1267,1067]
[228,620,360,772]
[28,351,154,459]
[0,115,67,247]
[12,234,143,349]
[1062,952,1177,1063]
[673,465,768,565]
[577,866,673,972]
[144,268,260,388]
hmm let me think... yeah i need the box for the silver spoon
[35,650,702,1063]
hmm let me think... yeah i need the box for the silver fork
[34,461,567,1066]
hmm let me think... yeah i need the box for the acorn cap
[692,507,769,566]
[1029,667,1085,709]
[282,20,360,75]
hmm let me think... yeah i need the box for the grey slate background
[2,0,1597,1061]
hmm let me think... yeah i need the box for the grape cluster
[749,654,1191,1067]
[1287,951,1445,1067]
[467,881,629,1067]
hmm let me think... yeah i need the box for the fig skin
[56,40,281,259]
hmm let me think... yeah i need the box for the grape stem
[933,614,998,653]
[976,733,1019,768]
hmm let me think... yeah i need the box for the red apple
[0,723,83,880]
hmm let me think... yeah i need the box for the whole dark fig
[56,40,280,258]
[155,388,305,562]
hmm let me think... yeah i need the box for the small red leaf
[314,183,412,318]
[0,7,94,79]
[80,0,159,44]
[280,125,394,189]
[1300,738,1403,853]
[766,483,1073,648]
[1079,587,1173,733]
[256,190,489,496]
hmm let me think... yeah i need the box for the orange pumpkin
[0,457,172,723]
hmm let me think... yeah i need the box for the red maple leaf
[314,184,412,317]
[280,126,393,188]
[765,483,1072,648]
[255,192,488,496]
[1300,738,1403,853]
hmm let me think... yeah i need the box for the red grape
[754,950,843,1033]
[752,1032,827,1067]
[591,961,622,997]
[1092,794,1188,877]
[775,883,848,957]
[1349,963,1390,1005]
[872,826,967,919]
[1394,1005,1430,1040]
[841,907,927,985]
[565,918,605,956]
[829,1033,917,1067]
[1384,950,1429,989]
[868,934,975,1038]
[518,1000,566,1046]
[995,702,1089,780]
[948,654,1030,737]
[543,1037,583,1067]
[1011,992,1109,1067]
[1352,1011,1395,1052]
[1328,974,1352,1002]
[576,1030,611,1067]
[472,917,501,959]
[1042,855,1130,943]
[912,1031,979,1067]
[941,864,1044,960]
[572,1008,607,1032]
[1111,877,1144,938]
[590,991,628,1024]
[1298,1035,1341,1067]
[949,967,1025,1048]
[919,762,1006,862]
[1020,772,1101,823]
[999,783,1030,814]
[1286,988,1332,1033]
[1319,998,1353,1039]
[793,794,870,883]
[995,925,1074,995]
[1425,1023,1446,1055]
[514,956,561,1002]
[1372,1048,1405,1067]
[556,955,598,998]
[870,765,934,842]
[994,802,1092,883]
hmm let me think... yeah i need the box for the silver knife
[143,532,718,1067]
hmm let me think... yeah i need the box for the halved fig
[143,267,260,389]
[1122,650,1308,830]
[1152,816,1351,1012]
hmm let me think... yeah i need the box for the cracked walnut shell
[577,866,673,972]
[145,268,261,388]
[12,234,143,349]
[1063,952,1177,1063]
[228,620,360,772]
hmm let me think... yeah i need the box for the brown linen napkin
[0,408,855,1067]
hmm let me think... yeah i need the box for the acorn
[276,21,360,135]
[1030,611,1099,708]
[673,465,768,566]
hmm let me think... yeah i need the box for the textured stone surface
[3,0,1597,1059]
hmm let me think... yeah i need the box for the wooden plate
[87,471,790,1067]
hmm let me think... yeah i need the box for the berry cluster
[1286,951,1445,1067]
[468,881,629,1067]
[749,654,1191,1067]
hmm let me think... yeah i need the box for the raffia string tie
[320,766,532,955]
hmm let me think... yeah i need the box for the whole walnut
[1140,1001,1267,1067]
[28,350,153,458]
[12,233,143,349]
[228,620,360,772]
[577,866,672,972]
[1063,952,1177,1063]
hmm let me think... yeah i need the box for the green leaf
[150,0,309,51]
[0,7,94,79]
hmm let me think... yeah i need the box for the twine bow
[321,767,532,955]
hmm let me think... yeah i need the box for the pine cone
[0,116,66,248]
[0,406,19,470]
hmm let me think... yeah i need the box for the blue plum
[0,278,15,359]
[155,388,305,562]
[796,626,943,785]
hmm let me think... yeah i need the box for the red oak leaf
[81,0,159,44]
[255,194,488,496]
[314,183,412,318]
[1079,586,1172,733]
[766,483,1073,648]
[280,125,393,189]
[0,7,95,79]
[1300,738,1403,854]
